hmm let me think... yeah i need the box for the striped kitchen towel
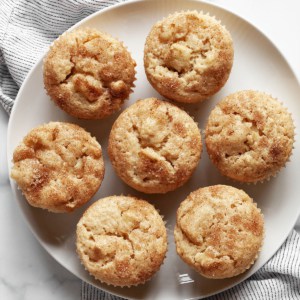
[1,1,300,299]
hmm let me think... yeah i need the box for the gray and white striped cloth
[1,1,300,299]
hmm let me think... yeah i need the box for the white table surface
[1,1,300,299]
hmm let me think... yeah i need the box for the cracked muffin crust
[76,195,167,286]
[108,98,202,194]
[43,28,136,119]
[205,90,295,183]
[11,122,104,213]
[144,11,234,103]
[174,185,264,279]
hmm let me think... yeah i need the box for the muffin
[144,11,234,103]
[43,27,136,119]
[11,122,104,213]
[108,98,202,193]
[205,90,295,183]
[76,195,167,286]
[174,185,264,279]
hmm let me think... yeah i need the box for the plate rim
[7,0,300,299]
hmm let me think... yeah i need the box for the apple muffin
[144,11,234,103]
[76,195,167,286]
[44,28,136,119]
[108,98,202,193]
[11,122,104,212]
[174,185,264,279]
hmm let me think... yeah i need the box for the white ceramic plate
[7,0,300,299]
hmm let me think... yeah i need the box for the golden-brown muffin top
[174,185,264,279]
[76,195,167,286]
[205,90,295,182]
[44,28,136,119]
[108,98,202,193]
[144,11,234,103]
[11,122,104,212]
